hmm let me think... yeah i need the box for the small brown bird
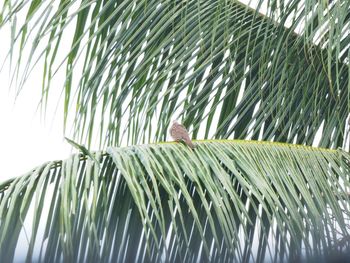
[169,121,196,149]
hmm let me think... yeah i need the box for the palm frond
[1,141,350,262]
[1,0,350,148]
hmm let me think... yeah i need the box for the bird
[169,121,196,149]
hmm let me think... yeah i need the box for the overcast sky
[0,24,72,181]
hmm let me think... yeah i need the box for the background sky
[0,25,72,181]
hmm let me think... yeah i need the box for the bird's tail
[185,139,196,149]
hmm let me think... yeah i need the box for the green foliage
[2,0,350,148]
[0,141,350,262]
[2,0,350,262]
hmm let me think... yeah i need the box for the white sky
[0,25,72,181]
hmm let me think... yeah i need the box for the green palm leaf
[2,0,350,148]
[1,141,349,262]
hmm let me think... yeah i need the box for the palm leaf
[1,141,350,262]
[1,0,350,148]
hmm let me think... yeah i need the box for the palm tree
[1,0,350,262]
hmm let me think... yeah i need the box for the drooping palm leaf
[1,0,350,148]
[1,141,350,262]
